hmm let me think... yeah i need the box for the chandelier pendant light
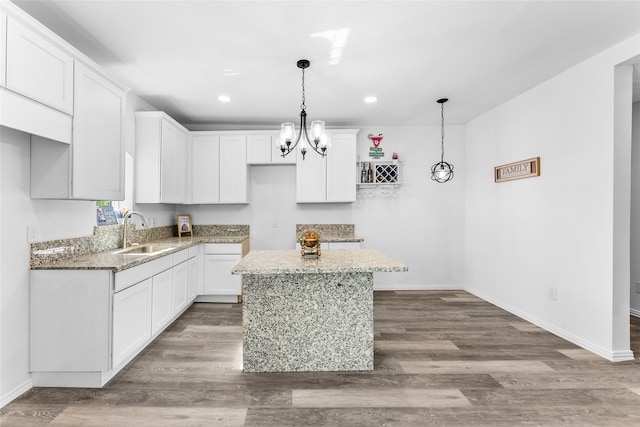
[431,98,454,183]
[280,59,327,160]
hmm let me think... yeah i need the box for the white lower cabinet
[197,242,247,303]
[151,268,173,336]
[30,247,201,388]
[112,278,152,368]
[172,260,189,316]
[188,245,203,300]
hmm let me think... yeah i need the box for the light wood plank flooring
[3,290,640,426]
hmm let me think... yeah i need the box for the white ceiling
[12,0,640,128]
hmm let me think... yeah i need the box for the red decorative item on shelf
[367,133,383,147]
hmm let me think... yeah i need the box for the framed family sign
[177,214,192,237]
[495,157,540,183]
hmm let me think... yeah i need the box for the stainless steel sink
[112,243,177,256]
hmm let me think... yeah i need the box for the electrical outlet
[548,287,558,301]
[27,225,40,243]
[272,220,278,229]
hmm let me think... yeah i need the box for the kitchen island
[231,249,407,373]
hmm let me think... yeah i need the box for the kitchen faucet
[123,211,148,248]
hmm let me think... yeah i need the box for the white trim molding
[1,379,32,409]
[374,283,464,291]
[466,287,635,363]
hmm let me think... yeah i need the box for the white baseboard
[465,287,635,363]
[374,284,464,291]
[631,308,640,318]
[0,379,32,409]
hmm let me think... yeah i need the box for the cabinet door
[5,16,73,114]
[203,254,242,295]
[188,253,202,300]
[326,133,357,202]
[219,135,248,203]
[191,134,220,203]
[246,134,272,164]
[296,142,327,203]
[172,261,189,316]
[112,278,152,368]
[161,120,187,203]
[1,11,6,87]
[151,268,173,336]
[72,62,125,200]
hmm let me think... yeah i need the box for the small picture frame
[176,214,192,237]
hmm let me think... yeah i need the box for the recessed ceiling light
[364,96,378,104]
[218,95,231,102]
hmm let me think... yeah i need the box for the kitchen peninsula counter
[232,249,407,373]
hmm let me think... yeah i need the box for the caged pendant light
[279,59,327,160]
[431,98,454,183]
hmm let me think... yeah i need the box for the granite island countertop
[31,235,249,272]
[231,249,407,275]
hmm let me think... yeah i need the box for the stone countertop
[231,249,407,275]
[317,234,364,243]
[31,235,249,272]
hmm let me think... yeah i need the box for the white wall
[186,125,466,289]
[631,101,640,315]
[464,34,640,361]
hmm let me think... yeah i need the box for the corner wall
[631,101,640,315]
[464,34,640,361]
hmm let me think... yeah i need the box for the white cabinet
[197,242,246,303]
[188,245,203,300]
[220,135,248,202]
[191,134,220,203]
[31,270,112,375]
[296,129,358,203]
[30,62,126,200]
[1,11,6,87]
[190,132,248,204]
[112,278,152,368]
[151,268,173,336]
[0,12,73,143]
[31,246,200,387]
[135,111,189,204]
[246,133,295,165]
[172,259,189,316]
[4,14,73,114]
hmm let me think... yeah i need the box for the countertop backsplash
[30,224,249,267]
[296,224,355,238]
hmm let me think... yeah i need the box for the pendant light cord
[300,67,306,112]
[440,101,445,163]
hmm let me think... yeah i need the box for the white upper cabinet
[190,132,248,204]
[219,134,248,203]
[246,133,295,165]
[135,112,189,204]
[30,62,126,200]
[326,132,358,202]
[0,7,73,143]
[70,62,125,200]
[190,134,220,204]
[5,15,73,114]
[1,11,7,87]
[296,129,358,203]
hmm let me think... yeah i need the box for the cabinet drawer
[205,243,242,255]
[173,248,189,264]
[114,255,173,293]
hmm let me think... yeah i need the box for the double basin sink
[111,243,179,257]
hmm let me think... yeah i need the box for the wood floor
[3,290,640,426]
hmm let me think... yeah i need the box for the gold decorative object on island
[299,229,321,258]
